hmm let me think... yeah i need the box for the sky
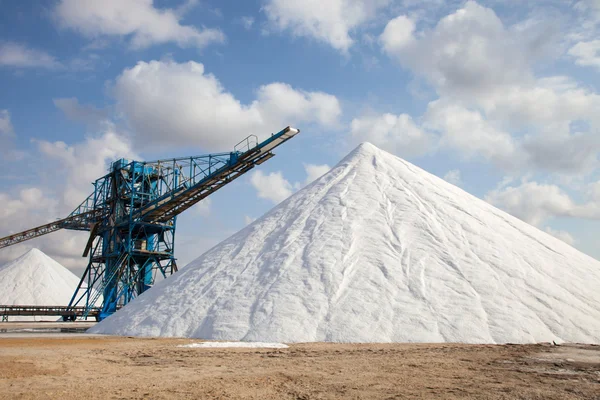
[0,0,599,274]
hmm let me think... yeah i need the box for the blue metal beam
[0,126,301,320]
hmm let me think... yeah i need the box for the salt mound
[90,143,600,343]
[0,249,82,321]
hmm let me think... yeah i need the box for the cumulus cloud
[575,0,600,26]
[303,164,331,185]
[522,132,600,175]
[251,163,330,204]
[544,227,576,246]
[379,1,600,176]
[53,98,109,125]
[0,109,23,160]
[486,182,575,226]
[0,125,136,270]
[379,1,545,98]
[443,169,461,186]
[239,16,255,30]
[264,0,390,53]
[113,60,341,150]
[379,15,415,54]
[424,100,520,168]
[192,198,211,217]
[0,109,13,136]
[482,77,599,130]
[0,42,62,69]
[479,82,600,176]
[293,163,331,190]
[0,185,86,271]
[350,113,433,158]
[0,42,110,73]
[54,0,225,49]
[0,188,57,223]
[422,85,600,174]
[250,170,293,204]
[569,40,600,69]
[587,180,600,201]
[485,181,600,226]
[34,124,137,213]
[256,82,342,128]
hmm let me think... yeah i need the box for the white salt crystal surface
[179,342,288,349]
[0,249,82,321]
[90,143,600,344]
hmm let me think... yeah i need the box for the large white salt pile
[0,248,82,321]
[90,143,600,344]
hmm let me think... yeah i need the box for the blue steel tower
[69,158,181,320]
[0,127,301,320]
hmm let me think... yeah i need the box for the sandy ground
[0,336,598,399]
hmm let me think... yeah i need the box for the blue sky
[0,0,599,272]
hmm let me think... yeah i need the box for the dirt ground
[0,336,598,399]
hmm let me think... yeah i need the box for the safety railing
[234,134,258,153]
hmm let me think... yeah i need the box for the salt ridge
[90,143,600,343]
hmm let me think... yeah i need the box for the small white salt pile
[0,248,82,321]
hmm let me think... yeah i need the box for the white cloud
[575,0,600,26]
[0,125,136,270]
[443,169,461,186]
[251,164,330,203]
[82,38,111,51]
[113,60,341,150]
[0,187,57,222]
[424,100,520,168]
[239,16,255,30]
[522,132,600,175]
[0,110,22,160]
[587,180,600,201]
[53,98,109,125]
[0,43,109,73]
[304,164,331,185]
[0,231,88,274]
[0,109,14,136]
[475,81,600,175]
[379,1,600,176]
[172,231,227,269]
[379,15,415,54]
[293,164,331,190]
[350,112,433,158]
[250,170,293,204]
[544,227,576,246]
[113,60,260,150]
[486,182,575,226]
[255,82,342,128]
[0,188,74,270]
[264,0,390,53]
[244,215,256,225]
[0,42,62,69]
[54,0,225,50]
[0,217,88,272]
[427,79,600,174]
[569,40,600,69]
[174,0,200,17]
[485,181,600,226]
[380,1,544,99]
[476,77,600,139]
[35,124,137,210]
[192,198,211,217]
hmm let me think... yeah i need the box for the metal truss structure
[0,127,301,320]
